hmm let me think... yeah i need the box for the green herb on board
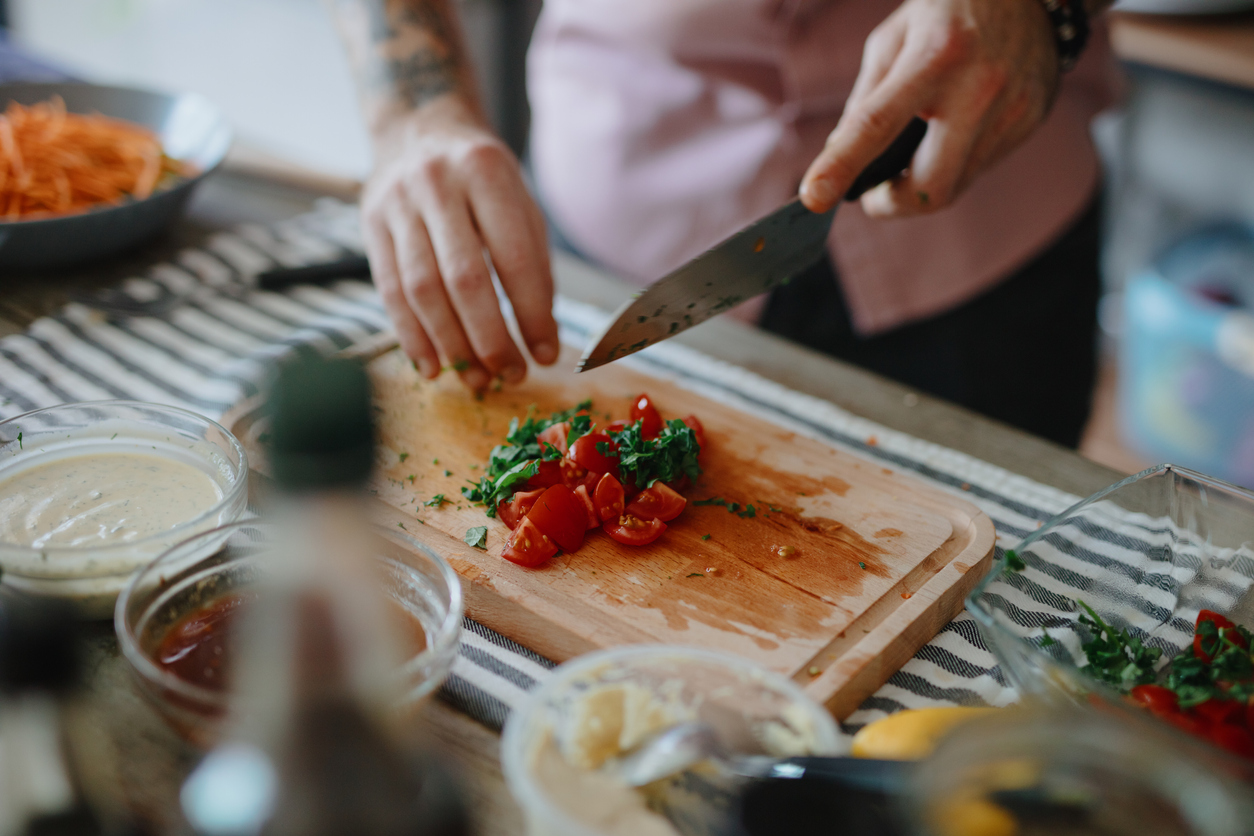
[687,572,704,578]
[398,452,409,463]
[464,526,488,550]
[858,562,866,570]
[701,534,711,541]
[444,469,452,477]
[423,494,449,508]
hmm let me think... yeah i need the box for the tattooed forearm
[331,0,478,118]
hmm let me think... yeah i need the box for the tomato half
[605,419,630,434]
[594,473,626,522]
[538,422,570,456]
[631,394,663,439]
[527,484,587,553]
[604,514,666,546]
[528,459,565,489]
[573,485,600,530]
[502,517,558,568]
[1129,684,1179,717]
[625,481,687,522]
[497,488,544,530]
[570,432,619,475]
[1194,698,1244,727]
[1194,609,1243,663]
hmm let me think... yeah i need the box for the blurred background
[5,0,1254,485]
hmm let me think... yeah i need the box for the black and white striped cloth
[1,201,1166,734]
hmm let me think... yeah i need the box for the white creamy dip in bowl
[0,401,248,617]
[502,645,843,836]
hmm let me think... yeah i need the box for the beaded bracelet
[1039,0,1091,71]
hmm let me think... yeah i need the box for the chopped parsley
[1004,549,1026,572]
[462,401,592,517]
[687,572,704,578]
[423,494,449,508]
[858,562,866,570]
[398,452,409,463]
[701,534,711,541]
[444,469,452,477]
[464,526,488,550]
[16,432,22,450]
[1167,618,1254,707]
[694,496,753,518]
[1076,600,1162,690]
[604,418,701,489]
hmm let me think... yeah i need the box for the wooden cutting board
[227,335,995,718]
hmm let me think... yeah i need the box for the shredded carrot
[0,96,192,221]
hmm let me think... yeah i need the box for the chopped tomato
[594,473,626,522]
[1129,684,1179,717]
[573,485,600,530]
[631,394,663,439]
[538,422,570,456]
[527,484,586,553]
[604,514,666,546]
[682,414,706,451]
[625,481,687,522]
[497,488,544,530]
[570,432,619,475]
[560,458,589,489]
[1194,610,1243,663]
[502,518,558,568]
[1207,723,1254,759]
[1194,698,1244,727]
[605,419,630,433]
[528,459,565,489]
[1161,710,1207,738]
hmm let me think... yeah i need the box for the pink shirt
[527,0,1118,334]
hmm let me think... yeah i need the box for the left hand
[800,0,1060,218]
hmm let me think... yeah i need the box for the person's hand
[362,97,560,390]
[799,0,1059,218]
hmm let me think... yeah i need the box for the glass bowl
[967,465,1254,748]
[115,519,463,747]
[501,645,843,836]
[907,705,1254,836]
[0,401,249,618]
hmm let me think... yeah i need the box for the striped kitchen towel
[0,200,1188,735]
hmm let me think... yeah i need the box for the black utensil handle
[256,254,372,290]
[767,756,910,795]
[844,116,929,201]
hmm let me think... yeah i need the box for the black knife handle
[256,254,372,290]
[844,116,929,201]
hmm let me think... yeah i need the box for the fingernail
[534,342,558,364]
[464,368,490,391]
[802,178,837,209]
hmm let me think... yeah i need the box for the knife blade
[576,116,928,373]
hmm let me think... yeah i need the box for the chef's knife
[576,116,928,373]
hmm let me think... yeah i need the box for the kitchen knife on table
[575,116,928,373]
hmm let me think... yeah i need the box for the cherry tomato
[631,394,663,439]
[1194,610,1243,663]
[1207,723,1254,759]
[560,458,588,489]
[528,459,565,489]
[527,484,587,553]
[502,517,558,568]
[604,513,666,546]
[1194,698,1244,727]
[682,414,706,451]
[625,481,687,522]
[573,485,600,530]
[1129,684,1179,717]
[538,422,570,456]
[570,432,619,476]
[497,488,544,530]
[594,473,626,522]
